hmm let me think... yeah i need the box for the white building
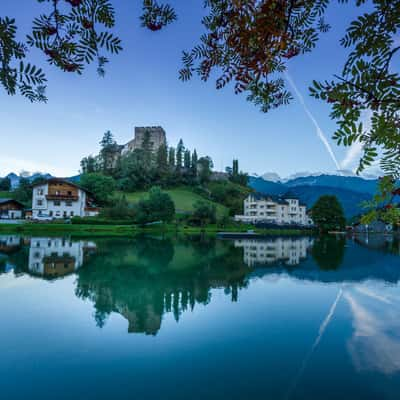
[235,193,313,226]
[28,237,96,279]
[235,237,314,267]
[32,178,99,220]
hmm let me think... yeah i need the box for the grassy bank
[122,187,229,218]
[0,222,313,237]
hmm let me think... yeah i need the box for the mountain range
[249,173,379,219]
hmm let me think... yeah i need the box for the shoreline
[0,223,314,237]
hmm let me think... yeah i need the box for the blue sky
[0,0,375,178]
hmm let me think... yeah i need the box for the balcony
[46,194,79,201]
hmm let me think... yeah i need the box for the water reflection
[74,236,250,334]
[234,237,314,266]
[0,235,400,398]
[28,237,97,279]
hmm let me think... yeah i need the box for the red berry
[65,0,82,6]
[147,22,162,31]
[82,18,93,29]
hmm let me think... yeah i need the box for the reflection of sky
[344,284,400,375]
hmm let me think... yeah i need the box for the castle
[121,126,167,155]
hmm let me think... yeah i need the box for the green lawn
[0,191,12,199]
[120,187,229,218]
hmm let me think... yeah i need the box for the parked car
[33,214,53,222]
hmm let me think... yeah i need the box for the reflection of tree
[312,236,346,270]
[75,236,250,335]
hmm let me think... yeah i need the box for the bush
[101,195,135,219]
[134,186,175,225]
[189,200,216,226]
[71,216,133,225]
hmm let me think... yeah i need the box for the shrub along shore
[0,222,314,238]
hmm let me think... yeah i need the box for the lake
[1,234,399,400]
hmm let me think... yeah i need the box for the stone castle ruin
[121,126,167,155]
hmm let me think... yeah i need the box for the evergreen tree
[191,149,198,176]
[99,130,118,175]
[176,139,184,172]
[232,159,239,177]
[168,147,176,168]
[156,143,169,184]
[184,149,191,170]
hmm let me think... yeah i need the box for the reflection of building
[235,237,313,267]
[0,235,22,253]
[32,178,99,219]
[28,237,96,279]
[235,193,313,226]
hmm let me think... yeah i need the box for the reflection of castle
[28,237,96,279]
[235,237,314,267]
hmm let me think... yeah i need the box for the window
[37,189,44,195]
[54,201,61,206]
[70,211,74,217]
[49,211,53,217]
[36,199,43,206]
[66,201,72,207]
[67,191,72,196]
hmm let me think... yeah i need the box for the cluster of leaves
[361,175,400,226]
[310,0,400,177]
[1,0,122,101]
[0,17,47,101]
[179,0,330,112]
[140,0,176,31]
[27,0,122,76]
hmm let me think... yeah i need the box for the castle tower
[122,126,167,155]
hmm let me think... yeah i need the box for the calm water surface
[1,234,400,400]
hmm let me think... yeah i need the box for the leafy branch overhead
[1,0,399,178]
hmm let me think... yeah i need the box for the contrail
[285,288,343,399]
[285,72,341,171]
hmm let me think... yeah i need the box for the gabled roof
[31,178,93,196]
[0,198,25,207]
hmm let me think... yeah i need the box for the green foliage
[207,180,252,216]
[310,1,400,176]
[197,156,213,184]
[311,195,346,232]
[100,195,134,219]
[0,177,11,191]
[118,149,155,191]
[13,177,33,205]
[27,0,121,76]
[361,176,400,226]
[191,200,217,226]
[71,216,133,225]
[80,155,97,174]
[228,158,248,186]
[80,172,116,205]
[134,186,175,225]
[0,16,47,102]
